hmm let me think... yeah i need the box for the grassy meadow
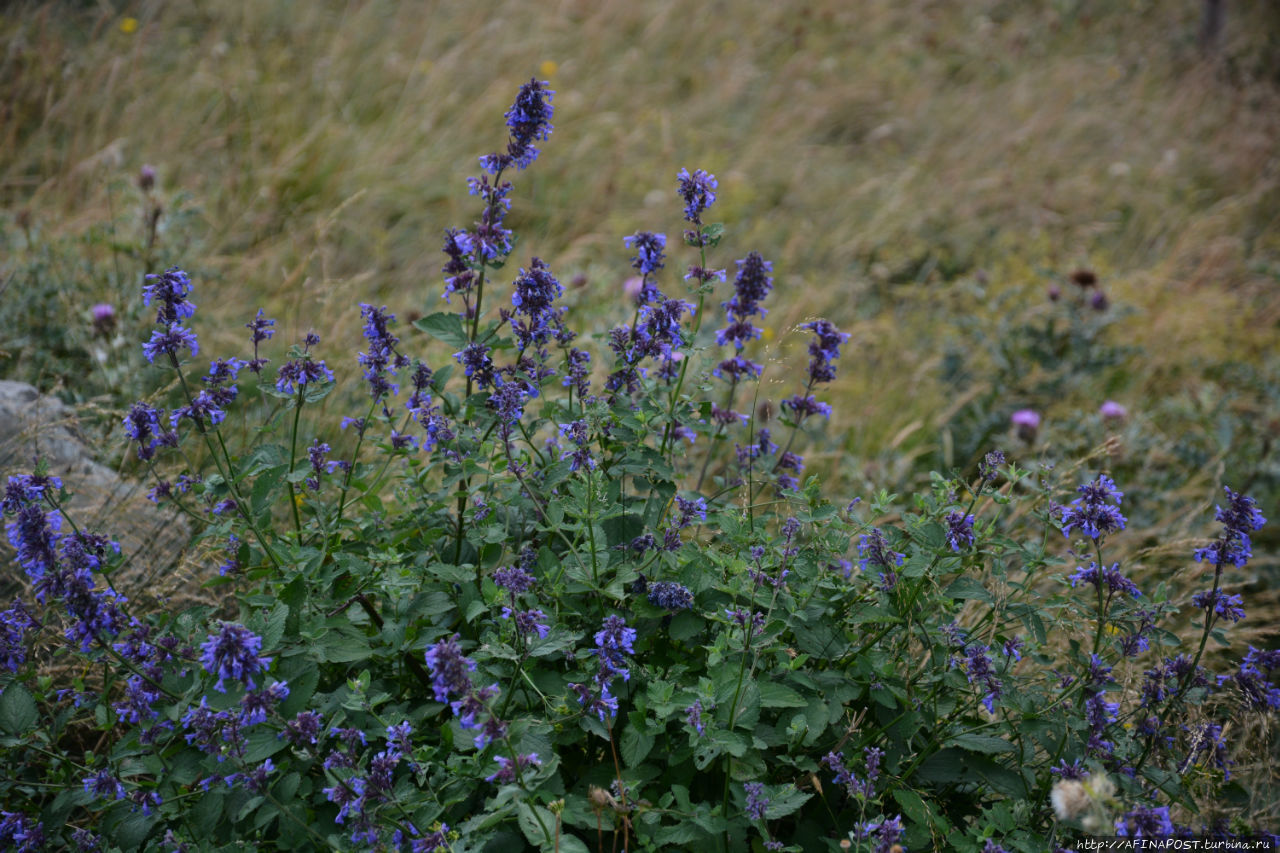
[2,2,1280,848]
[2,3,1275,419]
[4,0,1279,610]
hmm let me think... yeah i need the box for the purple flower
[91,302,116,336]
[142,323,199,363]
[1011,408,1040,441]
[1194,486,1266,568]
[509,253,565,348]
[142,267,196,325]
[744,782,769,821]
[800,319,849,384]
[1192,589,1246,623]
[594,614,636,682]
[677,168,718,225]
[485,752,541,785]
[305,439,331,491]
[978,449,1005,482]
[0,601,37,673]
[275,349,334,395]
[492,565,537,593]
[83,769,126,801]
[684,699,707,735]
[856,814,905,852]
[357,304,408,400]
[240,681,289,726]
[397,823,451,852]
[945,511,976,552]
[281,710,325,747]
[423,634,476,704]
[563,347,592,398]
[454,341,496,388]
[495,78,555,172]
[123,402,176,460]
[113,674,162,726]
[1100,400,1127,421]
[171,388,228,430]
[558,420,595,472]
[200,622,271,692]
[957,642,1003,713]
[466,175,514,259]
[502,607,550,639]
[647,581,694,611]
[857,528,904,575]
[726,608,766,637]
[624,231,667,280]
[675,496,707,528]
[227,758,275,794]
[1223,646,1280,711]
[782,394,832,419]
[442,228,476,303]
[1059,474,1127,540]
[716,252,773,352]
[1115,805,1175,837]
[1069,561,1141,598]
[487,380,531,425]
[181,697,243,759]
[0,811,45,852]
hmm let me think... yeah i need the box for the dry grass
[2,0,1275,513]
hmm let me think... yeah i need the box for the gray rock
[0,380,190,597]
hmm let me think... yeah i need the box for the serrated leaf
[464,598,487,624]
[893,788,930,826]
[944,577,993,604]
[620,725,655,767]
[189,790,224,835]
[758,681,807,708]
[763,785,813,820]
[113,813,157,849]
[0,682,38,734]
[414,313,471,350]
[947,732,1016,754]
[260,602,289,652]
[516,802,556,848]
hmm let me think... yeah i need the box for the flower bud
[1011,408,1040,443]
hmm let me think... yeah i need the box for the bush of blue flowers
[2,80,1277,852]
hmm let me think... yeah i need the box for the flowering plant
[1,79,1276,853]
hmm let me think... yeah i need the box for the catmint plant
[2,77,1278,853]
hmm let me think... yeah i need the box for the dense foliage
[2,80,1277,853]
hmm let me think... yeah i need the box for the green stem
[286,386,306,536]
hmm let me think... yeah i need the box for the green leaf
[758,681,807,709]
[947,732,1016,754]
[315,627,371,662]
[278,660,319,717]
[620,725,655,767]
[763,785,813,820]
[0,682,38,734]
[654,821,707,845]
[516,802,556,849]
[244,727,289,763]
[189,790,224,835]
[668,610,702,642]
[260,602,289,652]
[113,814,157,849]
[944,577,993,604]
[414,313,471,349]
[464,598,487,624]
[893,788,930,826]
